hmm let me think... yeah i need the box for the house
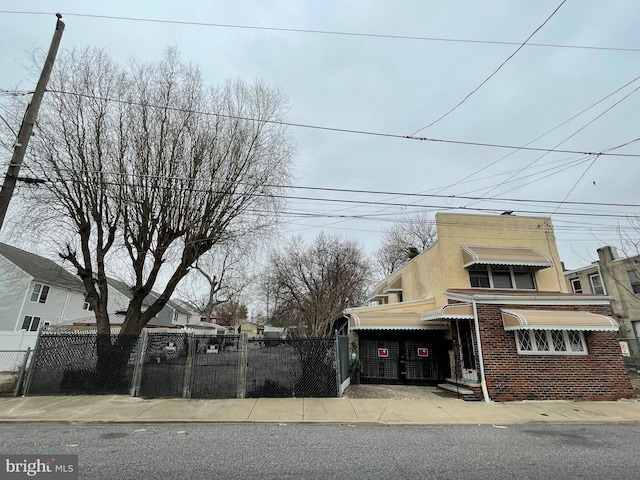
[105,278,193,326]
[49,312,181,331]
[236,321,263,338]
[0,243,104,351]
[0,243,194,351]
[564,246,640,338]
[345,213,633,402]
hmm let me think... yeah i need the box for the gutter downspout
[471,298,491,403]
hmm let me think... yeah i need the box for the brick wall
[475,303,635,401]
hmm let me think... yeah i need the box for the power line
[410,0,567,135]
[1,9,639,53]
[30,164,640,210]
[44,89,640,158]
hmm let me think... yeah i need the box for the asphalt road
[1,424,639,479]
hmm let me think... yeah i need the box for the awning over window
[462,245,553,269]
[420,303,474,321]
[501,309,619,331]
[383,274,403,293]
[350,312,449,331]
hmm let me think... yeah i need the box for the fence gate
[359,332,449,385]
[190,335,242,399]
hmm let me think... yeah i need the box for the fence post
[237,334,248,398]
[13,347,31,396]
[22,332,44,396]
[334,331,342,398]
[182,332,195,398]
[130,330,149,397]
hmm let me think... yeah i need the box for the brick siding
[451,303,634,402]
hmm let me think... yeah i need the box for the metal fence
[620,338,640,395]
[0,349,32,396]
[24,332,339,399]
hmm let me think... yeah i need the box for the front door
[458,321,478,382]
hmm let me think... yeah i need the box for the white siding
[0,257,31,331]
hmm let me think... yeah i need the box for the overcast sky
[1,0,639,272]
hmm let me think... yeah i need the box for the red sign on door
[417,347,429,357]
[377,348,389,358]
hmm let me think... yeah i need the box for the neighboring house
[236,321,263,338]
[0,243,94,351]
[106,278,192,326]
[564,246,640,338]
[345,213,633,402]
[49,312,181,331]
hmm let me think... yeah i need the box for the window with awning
[501,309,619,331]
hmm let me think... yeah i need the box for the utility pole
[0,14,65,232]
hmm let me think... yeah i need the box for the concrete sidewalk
[1,394,640,425]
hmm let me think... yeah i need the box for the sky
[1,0,640,274]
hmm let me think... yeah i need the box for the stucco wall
[377,213,568,308]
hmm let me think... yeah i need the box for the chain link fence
[0,349,32,396]
[25,333,141,395]
[25,332,340,398]
[620,338,640,395]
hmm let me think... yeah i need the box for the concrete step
[437,383,474,396]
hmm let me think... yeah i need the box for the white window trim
[589,274,605,295]
[30,283,50,303]
[22,315,42,332]
[515,330,588,356]
[470,265,537,290]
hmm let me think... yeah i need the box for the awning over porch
[420,303,474,321]
[349,312,449,331]
[462,245,553,269]
[501,309,619,331]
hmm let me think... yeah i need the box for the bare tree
[177,241,255,324]
[373,212,437,279]
[13,47,293,381]
[264,232,371,337]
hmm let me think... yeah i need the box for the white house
[0,243,110,352]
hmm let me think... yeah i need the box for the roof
[54,312,177,328]
[106,277,190,314]
[462,245,553,269]
[501,309,619,331]
[0,243,83,291]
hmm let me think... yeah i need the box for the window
[21,316,41,332]
[30,283,50,303]
[570,278,582,293]
[515,330,587,355]
[589,274,605,294]
[469,265,536,290]
[628,270,640,294]
[82,300,93,311]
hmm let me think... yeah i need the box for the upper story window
[627,270,640,294]
[570,278,582,293]
[589,274,605,294]
[30,283,50,303]
[82,300,93,311]
[469,265,536,290]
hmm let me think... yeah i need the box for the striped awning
[462,245,553,269]
[502,309,619,331]
[420,304,474,321]
[349,312,448,331]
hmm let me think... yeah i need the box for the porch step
[437,383,474,396]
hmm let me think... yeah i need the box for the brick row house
[345,212,633,401]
